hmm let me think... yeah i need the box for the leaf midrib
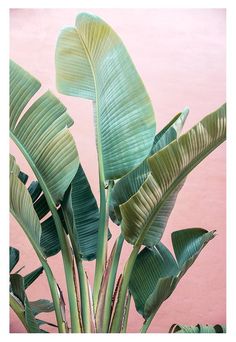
[75,27,105,183]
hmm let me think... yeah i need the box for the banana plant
[10,12,226,333]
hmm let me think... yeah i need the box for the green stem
[110,244,140,332]
[121,291,131,333]
[140,313,155,333]
[102,234,124,332]
[50,207,82,333]
[11,133,81,333]
[40,258,67,333]
[10,294,30,332]
[77,261,93,332]
[93,180,113,310]
[62,189,92,332]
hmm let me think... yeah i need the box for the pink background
[10,9,226,333]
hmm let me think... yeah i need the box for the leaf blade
[120,104,226,247]
[109,108,189,225]
[56,13,156,180]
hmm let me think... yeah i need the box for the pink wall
[10,9,226,333]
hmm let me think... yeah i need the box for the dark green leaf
[24,297,43,333]
[24,267,44,289]
[18,171,28,184]
[29,299,54,316]
[129,242,178,317]
[129,228,215,319]
[28,181,42,203]
[10,247,19,272]
[10,274,25,304]
[33,194,50,220]
[172,228,216,277]
[40,214,61,258]
[62,165,111,261]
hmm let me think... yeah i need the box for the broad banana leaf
[12,158,102,259]
[10,154,60,258]
[55,12,156,181]
[10,247,19,272]
[9,246,43,288]
[10,60,79,258]
[109,108,189,224]
[62,165,111,261]
[10,274,53,333]
[10,60,79,206]
[24,267,44,289]
[29,300,54,316]
[120,104,226,247]
[10,172,42,253]
[40,211,61,258]
[169,324,226,333]
[33,195,50,220]
[26,175,62,258]
[129,228,215,319]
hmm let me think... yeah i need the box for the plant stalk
[76,261,94,332]
[101,234,124,332]
[62,199,92,333]
[110,244,140,332]
[93,179,113,310]
[120,291,131,333]
[50,207,82,333]
[140,313,155,333]
[40,258,67,333]
[10,294,30,332]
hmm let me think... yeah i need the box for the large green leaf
[10,274,52,333]
[10,243,44,289]
[11,160,64,259]
[129,228,215,319]
[29,300,54,316]
[109,108,189,224]
[55,12,156,181]
[120,104,226,247]
[27,175,62,258]
[10,172,42,253]
[10,247,19,272]
[62,165,111,261]
[24,267,44,289]
[10,60,79,206]
[40,208,66,258]
[169,324,226,333]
